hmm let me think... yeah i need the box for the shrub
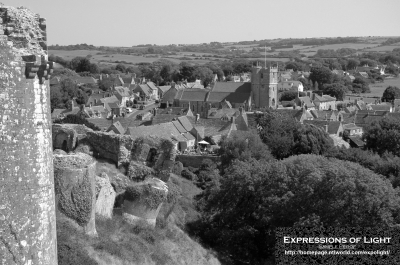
[181,169,196,181]
[125,184,167,209]
[172,161,183,175]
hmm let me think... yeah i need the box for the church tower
[251,63,278,109]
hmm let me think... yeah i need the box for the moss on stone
[55,168,93,226]
[125,183,167,210]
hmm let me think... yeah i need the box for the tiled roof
[208,108,239,119]
[210,82,251,93]
[158,86,171,93]
[348,136,365,147]
[369,104,391,111]
[51,108,67,119]
[180,89,209,102]
[108,102,120,109]
[343,123,362,130]
[177,116,193,132]
[100,95,119,104]
[147,82,158,91]
[303,120,341,135]
[72,76,97,84]
[172,120,186,133]
[107,121,126,135]
[161,87,179,103]
[134,84,152,96]
[50,76,61,85]
[126,122,187,142]
[186,116,232,137]
[298,96,315,108]
[114,86,130,97]
[183,132,196,141]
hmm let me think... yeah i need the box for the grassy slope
[57,159,220,265]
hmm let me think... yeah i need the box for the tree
[309,66,333,87]
[192,155,400,264]
[98,77,115,91]
[346,59,360,70]
[193,66,214,87]
[218,130,274,171]
[115,64,126,73]
[256,111,335,159]
[322,82,347,101]
[279,91,305,101]
[292,124,335,156]
[256,111,300,159]
[382,86,400,102]
[353,77,370,93]
[178,62,195,81]
[69,57,92,73]
[363,117,400,157]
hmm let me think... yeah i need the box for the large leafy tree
[382,86,400,102]
[363,117,400,157]
[322,82,348,100]
[255,111,335,159]
[193,66,214,87]
[218,130,274,171]
[193,155,400,264]
[309,66,333,88]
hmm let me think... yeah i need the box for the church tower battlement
[251,63,278,109]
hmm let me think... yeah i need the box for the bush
[181,169,196,181]
[172,161,183,175]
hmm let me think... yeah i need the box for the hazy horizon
[2,0,400,47]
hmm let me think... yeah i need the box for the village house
[303,120,344,137]
[294,95,315,110]
[310,110,343,121]
[276,108,314,123]
[312,94,336,110]
[277,80,304,92]
[113,86,131,107]
[133,82,159,101]
[106,121,126,135]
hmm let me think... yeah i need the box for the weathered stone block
[122,178,168,227]
[54,153,97,236]
[95,173,116,219]
[127,161,155,182]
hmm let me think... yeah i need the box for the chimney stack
[231,116,236,124]
[196,113,200,122]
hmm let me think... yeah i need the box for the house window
[261,73,263,79]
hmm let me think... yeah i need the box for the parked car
[139,105,145,110]
[155,100,159,103]
[132,104,137,108]
[126,108,133,113]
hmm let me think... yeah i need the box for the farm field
[300,43,380,54]
[48,49,100,59]
[363,45,400,52]
[245,57,291,62]
[365,77,400,97]
[274,45,314,51]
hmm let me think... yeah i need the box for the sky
[2,0,400,47]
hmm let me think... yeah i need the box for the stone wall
[175,155,221,168]
[86,131,135,166]
[0,5,57,265]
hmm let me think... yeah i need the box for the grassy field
[300,43,380,54]
[49,49,101,58]
[363,45,400,52]
[366,76,400,97]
